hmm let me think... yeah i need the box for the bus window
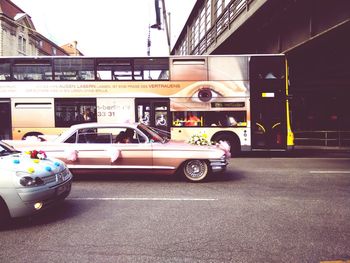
[96,58,169,81]
[55,98,97,127]
[172,111,246,127]
[250,56,285,81]
[205,111,247,127]
[134,58,169,80]
[96,58,132,80]
[0,60,11,80]
[13,58,52,80]
[54,58,94,80]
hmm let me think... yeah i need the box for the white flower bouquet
[188,131,212,146]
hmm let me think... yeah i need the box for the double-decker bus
[0,54,293,154]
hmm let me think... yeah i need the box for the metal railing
[294,131,350,148]
[190,0,254,55]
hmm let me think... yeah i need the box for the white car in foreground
[0,141,72,225]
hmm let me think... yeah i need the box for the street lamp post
[161,0,171,54]
[151,0,171,55]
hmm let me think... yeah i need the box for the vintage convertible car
[0,141,72,224]
[5,123,228,182]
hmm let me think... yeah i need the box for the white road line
[68,197,218,201]
[310,171,350,174]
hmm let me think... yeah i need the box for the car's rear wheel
[183,160,209,182]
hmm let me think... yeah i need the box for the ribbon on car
[108,148,120,163]
[65,149,78,162]
[217,141,231,158]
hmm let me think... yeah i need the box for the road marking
[310,171,350,174]
[320,260,350,263]
[68,197,218,201]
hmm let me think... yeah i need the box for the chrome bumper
[209,156,228,173]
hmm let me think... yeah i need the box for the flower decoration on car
[188,131,212,146]
[25,150,47,160]
[216,140,231,158]
[65,149,78,162]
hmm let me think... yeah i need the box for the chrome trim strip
[209,158,228,172]
[67,164,176,170]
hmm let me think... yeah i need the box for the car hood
[0,152,66,176]
[155,140,228,156]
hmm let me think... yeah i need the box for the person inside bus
[78,108,95,122]
[185,112,200,126]
[227,115,238,126]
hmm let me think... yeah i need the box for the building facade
[0,0,80,56]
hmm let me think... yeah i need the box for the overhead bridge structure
[172,0,350,147]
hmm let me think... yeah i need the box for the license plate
[57,183,71,196]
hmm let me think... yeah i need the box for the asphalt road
[1,152,350,263]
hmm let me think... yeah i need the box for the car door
[111,127,153,169]
[62,126,152,170]
[57,127,112,168]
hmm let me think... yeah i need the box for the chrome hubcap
[185,160,205,178]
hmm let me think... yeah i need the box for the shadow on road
[0,200,91,231]
[71,168,246,184]
[72,171,181,182]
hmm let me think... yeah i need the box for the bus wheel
[183,160,209,182]
[214,134,240,157]
[22,132,44,141]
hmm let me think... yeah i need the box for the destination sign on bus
[211,102,245,108]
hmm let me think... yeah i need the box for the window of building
[214,0,224,18]
[199,7,206,41]
[18,35,26,54]
[206,0,212,31]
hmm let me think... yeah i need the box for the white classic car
[5,123,229,182]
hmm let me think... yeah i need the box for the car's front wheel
[183,160,209,182]
[0,198,10,227]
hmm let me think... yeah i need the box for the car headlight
[16,172,45,187]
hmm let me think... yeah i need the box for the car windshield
[0,141,20,156]
[137,124,166,143]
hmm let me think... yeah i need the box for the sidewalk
[294,145,350,152]
[240,146,350,158]
[290,145,350,158]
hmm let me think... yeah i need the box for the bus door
[249,56,287,150]
[135,98,170,133]
[0,99,11,139]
